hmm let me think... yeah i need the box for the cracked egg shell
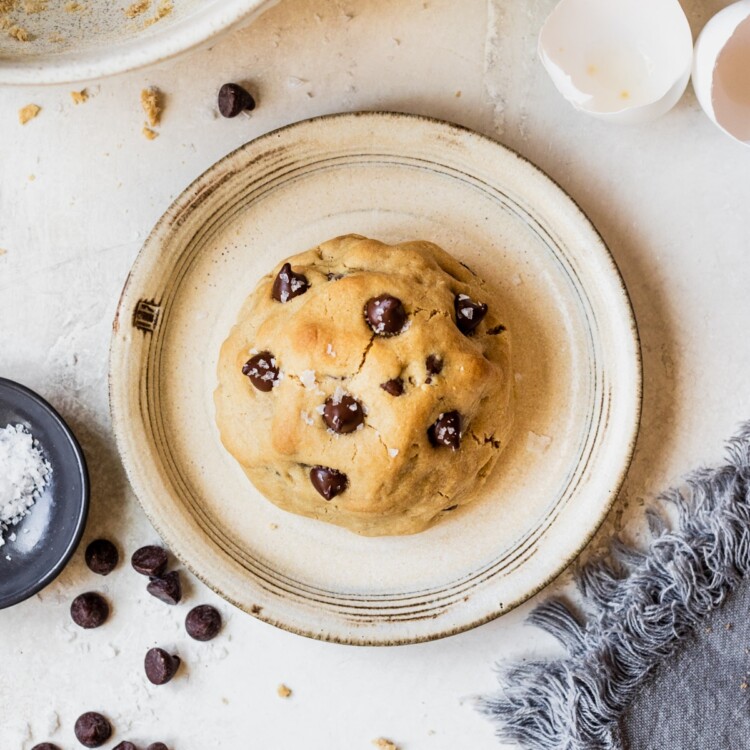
[693,1,750,146]
[539,0,693,123]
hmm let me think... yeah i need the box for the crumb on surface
[18,103,40,124]
[142,125,158,140]
[124,0,150,18]
[372,740,399,750]
[7,23,30,40]
[70,89,88,104]
[140,86,162,127]
[0,0,15,11]
[28,174,35,181]
[23,0,47,11]
[277,684,292,698]
[0,248,7,256]
[270,523,278,530]
[48,31,65,43]
[455,90,462,97]
[143,0,172,27]
[64,1,84,10]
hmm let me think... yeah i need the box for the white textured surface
[0,0,749,748]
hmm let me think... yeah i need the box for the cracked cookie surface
[214,234,514,536]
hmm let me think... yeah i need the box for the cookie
[215,235,513,536]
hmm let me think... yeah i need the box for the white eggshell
[693,0,750,145]
[539,0,693,123]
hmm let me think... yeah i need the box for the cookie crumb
[28,174,35,181]
[269,523,278,530]
[48,31,65,43]
[372,740,399,750]
[64,1,84,10]
[142,125,158,140]
[124,0,150,18]
[143,0,172,27]
[18,103,40,124]
[70,89,88,105]
[277,684,292,698]
[0,0,16,11]
[455,90,462,98]
[140,86,162,127]
[0,248,7,256]
[741,681,748,691]
[7,23,30,41]
[23,0,47,10]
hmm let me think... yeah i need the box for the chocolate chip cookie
[215,235,513,536]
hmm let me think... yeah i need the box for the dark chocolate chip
[322,393,364,434]
[217,82,256,118]
[147,571,182,605]
[242,351,280,392]
[427,411,462,451]
[147,745,169,750]
[380,378,404,396]
[364,295,407,335]
[85,538,119,576]
[185,604,222,641]
[425,354,443,385]
[113,743,139,750]
[310,466,348,500]
[487,324,506,335]
[443,505,459,512]
[144,647,181,685]
[131,545,168,577]
[74,712,112,748]
[70,592,109,629]
[272,262,309,303]
[31,745,62,750]
[454,294,488,335]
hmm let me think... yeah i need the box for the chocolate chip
[272,262,309,303]
[70,592,109,629]
[364,295,407,335]
[113,743,139,750]
[74,712,112,748]
[147,745,169,750]
[144,647,181,685]
[85,538,119,576]
[454,294,488,335]
[131,545,168,577]
[147,571,182,605]
[443,504,459,512]
[310,466,348,500]
[323,393,364,433]
[217,82,256,118]
[31,744,62,750]
[242,351,280,392]
[428,411,462,451]
[380,377,404,396]
[425,354,444,383]
[185,604,222,641]
[487,324,506,335]
[326,272,344,281]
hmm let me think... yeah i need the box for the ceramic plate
[0,0,273,85]
[109,112,641,645]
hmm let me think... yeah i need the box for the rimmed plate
[109,112,641,645]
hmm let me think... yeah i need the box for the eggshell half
[693,0,750,145]
[539,0,693,124]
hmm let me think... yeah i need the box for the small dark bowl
[0,378,89,608]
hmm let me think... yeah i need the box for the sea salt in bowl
[693,0,750,146]
[539,0,694,124]
[0,378,89,609]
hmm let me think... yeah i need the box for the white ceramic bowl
[0,0,275,86]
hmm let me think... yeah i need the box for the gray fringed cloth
[483,424,750,749]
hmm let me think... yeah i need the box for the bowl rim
[0,377,90,609]
[0,0,274,86]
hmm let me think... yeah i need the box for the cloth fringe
[481,423,750,749]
